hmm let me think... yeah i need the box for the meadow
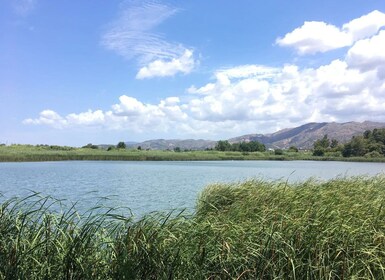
[1,144,385,162]
[1,176,385,279]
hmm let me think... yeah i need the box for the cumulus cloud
[276,21,351,54]
[101,0,196,78]
[23,110,66,128]
[136,49,195,79]
[277,10,385,54]
[24,57,385,136]
[25,10,385,137]
[346,30,385,72]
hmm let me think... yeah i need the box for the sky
[1,0,385,146]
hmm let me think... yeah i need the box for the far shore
[1,145,385,163]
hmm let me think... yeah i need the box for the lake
[1,160,384,216]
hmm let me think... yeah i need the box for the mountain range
[125,121,385,150]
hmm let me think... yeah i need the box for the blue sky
[1,0,385,146]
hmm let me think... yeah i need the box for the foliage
[1,144,385,163]
[288,146,298,152]
[314,134,330,150]
[116,142,126,149]
[82,143,99,149]
[274,148,283,155]
[313,148,325,156]
[2,176,385,279]
[215,140,232,151]
[215,140,266,152]
[342,128,385,157]
[173,147,181,152]
[313,135,342,156]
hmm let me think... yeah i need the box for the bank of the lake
[1,176,385,279]
[1,145,385,162]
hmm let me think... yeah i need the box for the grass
[2,144,385,162]
[1,176,385,279]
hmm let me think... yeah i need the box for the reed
[1,176,385,279]
[4,144,385,162]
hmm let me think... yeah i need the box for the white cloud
[66,110,105,126]
[276,21,351,54]
[101,0,196,78]
[277,10,385,54]
[23,110,66,128]
[136,49,195,79]
[343,10,385,42]
[346,30,385,72]
[24,58,385,137]
[25,10,385,138]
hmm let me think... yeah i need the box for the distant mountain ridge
[126,139,216,150]
[123,121,385,150]
[229,121,385,149]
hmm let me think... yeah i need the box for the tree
[117,142,126,149]
[313,149,325,156]
[342,136,367,157]
[288,146,298,152]
[82,143,98,149]
[215,140,231,151]
[314,135,330,150]
[330,139,339,149]
[274,149,283,155]
[174,147,181,152]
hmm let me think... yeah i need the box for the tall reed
[1,176,385,279]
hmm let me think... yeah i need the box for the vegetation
[215,140,266,152]
[1,176,385,279]
[2,130,385,162]
[116,142,126,149]
[311,129,385,159]
[342,128,385,157]
[2,142,385,162]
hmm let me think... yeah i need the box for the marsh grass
[4,144,385,162]
[1,176,385,279]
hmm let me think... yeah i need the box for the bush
[313,148,325,156]
[364,151,382,158]
[274,149,283,155]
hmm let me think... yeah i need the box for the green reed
[1,176,385,279]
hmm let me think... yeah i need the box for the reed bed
[1,176,385,279]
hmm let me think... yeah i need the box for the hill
[126,139,216,150]
[123,121,385,150]
[230,121,385,149]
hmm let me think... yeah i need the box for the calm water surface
[1,160,384,216]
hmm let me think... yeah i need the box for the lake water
[1,160,384,216]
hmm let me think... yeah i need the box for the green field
[1,176,385,279]
[1,144,385,162]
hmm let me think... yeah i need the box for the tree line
[215,140,266,152]
[313,128,385,158]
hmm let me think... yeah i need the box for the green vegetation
[116,142,127,149]
[342,128,385,157]
[2,176,385,279]
[215,140,266,152]
[311,129,385,160]
[3,130,385,162]
[2,143,385,162]
[0,144,309,162]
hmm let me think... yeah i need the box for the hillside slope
[230,121,385,149]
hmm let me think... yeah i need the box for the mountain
[126,139,216,150]
[124,121,385,150]
[229,121,385,149]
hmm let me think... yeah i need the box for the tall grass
[4,144,385,162]
[1,176,385,279]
